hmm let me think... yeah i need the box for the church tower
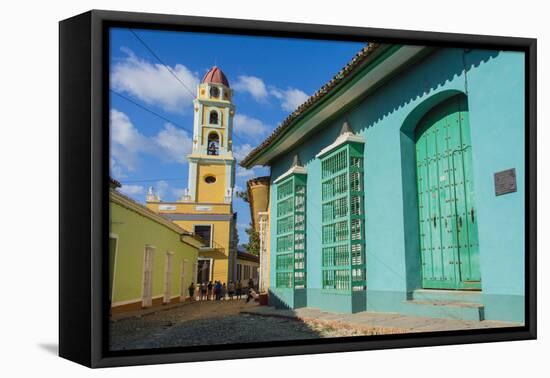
[182,66,236,204]
[147,66,238,286]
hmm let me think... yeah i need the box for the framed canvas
[59,9,536,368]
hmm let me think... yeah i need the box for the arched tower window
[209,110,219,125]
[210,86,220,98]
[207,132,220,156]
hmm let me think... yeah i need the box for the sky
[109,27,365,243]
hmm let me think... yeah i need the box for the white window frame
[196,257,214,283]
[141,244,155,308]
[109,233,119,302]
[163,251,174,304]
[193,224,214,249]
[208,110,222,127]
[180,259,187,302]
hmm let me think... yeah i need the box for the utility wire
[122,28,254,149]
[112,88,250,147]
[119,178,187,184]
[129,28,196,98]
[111,89,187,130]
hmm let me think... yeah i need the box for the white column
[142,245,155,308]
[187,161,198,202]
[224,160,235,203]
[163,251,174,304]
[258,212,269,293]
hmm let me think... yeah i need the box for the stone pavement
[240,306,521,334]
[109,299,366,350]
[109,299,522,351]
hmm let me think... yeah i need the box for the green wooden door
[415,95,481,290]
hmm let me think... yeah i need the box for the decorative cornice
[273,165,307,184]
[316,123,365,158]
[187,154,236,164]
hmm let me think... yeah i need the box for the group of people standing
[188,279,256,301]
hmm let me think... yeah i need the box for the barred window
[320,144,366,290]
[275,175,307,288]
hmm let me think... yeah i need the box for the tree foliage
[230,217,239,254]
[235,190,249,203]
[241,223,260,256]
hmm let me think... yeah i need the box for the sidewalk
[110,297,255,322]
[240,306,521,334]
[110,299,202,322]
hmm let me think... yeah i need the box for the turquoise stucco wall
[268,47,525,322]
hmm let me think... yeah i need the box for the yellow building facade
[246,177,271,293]
[147,66,237,285]
[109,183,203,315]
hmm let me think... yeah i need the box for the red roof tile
[202,66,230,87]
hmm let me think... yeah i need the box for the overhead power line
[118,28,250,147]
[119,178,187,184]
[110,89,188,131]
[129,28,196,98]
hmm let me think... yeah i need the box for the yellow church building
[147,66,237,285]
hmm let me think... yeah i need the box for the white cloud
[233,114,270,140]
[153,124,193,164]
[270,87,309,112]
[237,223,249,230]
[111,47,200,113]
[172,187,186,200]
[236,166,256,178]
[232,74,309,113]
[232,143,254,162]
[233,75,268,101]
[119,184,145,196]
[110,109,192,177]
[110,156,126,178]
[154,180,171,199]
[110,109,150,171]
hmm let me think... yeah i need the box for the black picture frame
[59,9,537,368]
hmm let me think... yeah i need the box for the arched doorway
[415,94,481,290]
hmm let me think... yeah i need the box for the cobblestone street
[110,299,370,351]
[110,299,519,351]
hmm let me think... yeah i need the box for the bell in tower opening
[207,132,220,156]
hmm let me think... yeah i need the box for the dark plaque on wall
[494,168,517,196]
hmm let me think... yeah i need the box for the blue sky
[109,27,365,243]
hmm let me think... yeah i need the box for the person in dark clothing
[248,278,255,292]
[236,281,242,299]
[188,282,196,301]
[207,281,213,300]
[228,281,235,300]
[215,281,222,300]
[221,283,227,300]
[200,282,207,301]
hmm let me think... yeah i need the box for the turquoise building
[241,44,525,323]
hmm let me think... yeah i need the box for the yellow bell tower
[183,66,236,204]
[147,66,237,285]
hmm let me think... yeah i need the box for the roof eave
[241,44,430,168]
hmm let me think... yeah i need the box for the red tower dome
[202,66,230,87]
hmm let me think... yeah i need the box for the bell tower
[182,66,236,204]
